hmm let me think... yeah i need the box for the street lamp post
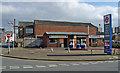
[8,18,16,50]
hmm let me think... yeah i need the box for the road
[0,57,119,71]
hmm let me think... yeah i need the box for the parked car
[112,41,120,48]
[118,41,120,47]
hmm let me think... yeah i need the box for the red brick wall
[43,34,60,47]
[18,27,34,38]
[90,38,104,47]
[97,38,104,47]
[0,29,5,43]
[34,25,97,36]
[90,39,97,47]
[18,27,23,38]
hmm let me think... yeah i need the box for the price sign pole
[104,14,112,54]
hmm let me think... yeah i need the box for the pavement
[0,47,119,61]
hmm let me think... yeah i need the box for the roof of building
[18,20,98,28]
[18,21,33,27]
[34,20,98,28]
[45,32,88,35]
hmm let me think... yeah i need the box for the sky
[0,0,119,33]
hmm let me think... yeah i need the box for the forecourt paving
[0,47,119,61]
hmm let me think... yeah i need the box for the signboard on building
[89,35,104,38]
[49,35,68,38]
[104,14,112,54]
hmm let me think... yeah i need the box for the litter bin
[81,45,85,49]
[69,45,73,49]
[77,44,80,48]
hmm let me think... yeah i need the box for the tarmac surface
[1,57,119,71]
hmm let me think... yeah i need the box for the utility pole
[88,25,89,47]
[13,18,15,50]
[8,18,16,50]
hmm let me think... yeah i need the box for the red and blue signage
[105,15,110,24]
[104,14,112,54]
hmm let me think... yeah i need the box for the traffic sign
[7,33,11,38]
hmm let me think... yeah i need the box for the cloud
[56,2,118,28]
[2,0,119,2]
[1,1,118,32]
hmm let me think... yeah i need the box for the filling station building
[18,20,101,48]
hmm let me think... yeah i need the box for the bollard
[51,48,54,52]
[8,38,10,54]
[91,48,92,55]
[40,47,42,50]
[68,47,70,53]
[114,48,116,56]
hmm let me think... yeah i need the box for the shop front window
[49,38,57,44]
[92,38,97,44]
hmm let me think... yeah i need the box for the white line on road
[90,62,98,64]
[104,61,109,63]
[58,64,70,66]
[107,61,114,63]
[48,65,58,67]
[115,60,118,62]
[81,63,89,65]
[113,56,118,59]
[10,66,20,69]
[109,58,114,59]
[36,65,46,68]
[97,61,104,63]
[0,66,6,69]
[23,65,33,69]
[71,63,80,66]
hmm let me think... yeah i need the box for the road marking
[109,58,114,59]
[58,64,69,66]
[104,61,108,63]
[113,56,118,59]
[90,62,98,64]
[48,64,58,67]
[107,61,114,63]
[36,65,46,68]
[0,66,6,69]
[71,63,80,66]
[97,61,104,63]
[0,54,4,55]
[23,65,33,69]
[10,66,20,69]
[81,63,89,65]
[115,60,118,62]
